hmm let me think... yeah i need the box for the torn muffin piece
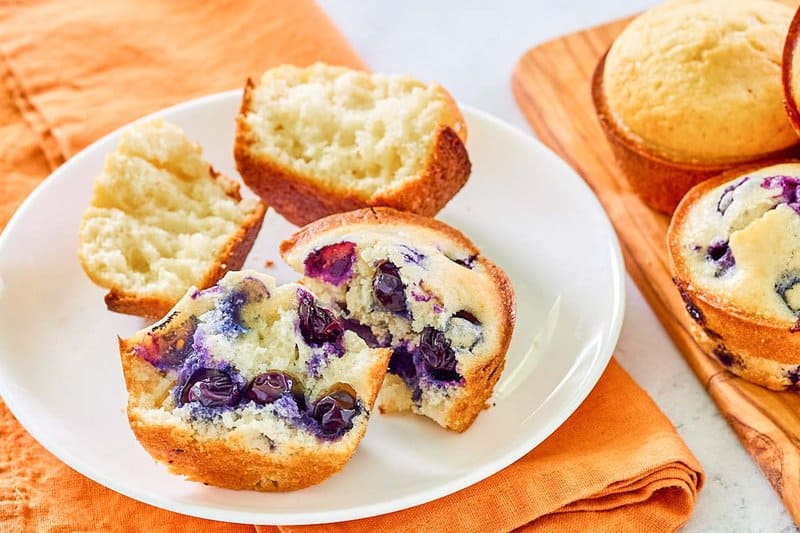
[281,207,515,432]
[119,270,390,491]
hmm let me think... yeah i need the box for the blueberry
[400,245,425,265]
[178,368,241,407]
[706,240,735,277]
[712,345,737,367]
[245,371,300,405]
[776,272,800,315]
[703,326,723,341]
[297,290,344,346]
[140,316,198,370]
[304,241,357,287]
[311,387,358,437]
[787,366,800,386]
[450,254,477,269]
[716,177,748,215]
[388,345,417,382]
[453,310,481,325]
[676,283,705,326]
[373,261,407,313]
[418,327,461,382]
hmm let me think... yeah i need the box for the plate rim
[0,90,626,525]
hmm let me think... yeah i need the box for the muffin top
[603,0,796,164]
[673,163,800,322]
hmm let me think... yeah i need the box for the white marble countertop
[319,1,796,531]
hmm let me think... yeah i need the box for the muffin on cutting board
[593,0,798,213]
[280,207,515,432]
[668,161,800,389]
[79,119,266,319]
[120,270,391,490]
[234,63,471,226]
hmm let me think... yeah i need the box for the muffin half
[120,270,391,490]
[79,119,266,318]
[280,207,515,432]
[234,63,470,226]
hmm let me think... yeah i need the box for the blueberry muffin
[234,63,470,226]
[80,119,266,319]
[119,270,391,490]
[280,208,515,432]
[668,161,800,389]
[593,0,798,213]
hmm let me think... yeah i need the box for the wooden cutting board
[512,17,800,524]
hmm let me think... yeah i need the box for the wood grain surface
[512,17,800,524]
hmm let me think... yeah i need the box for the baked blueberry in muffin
[280,207,515,432]
[668,161,800,389]
[119,270,390,490]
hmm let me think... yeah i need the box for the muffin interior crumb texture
[79,119,262,301]
[283,222,507,429]
[242,63,452,196]
[603,0,797,163]
[127,271,383,448]
[679,163,800,321]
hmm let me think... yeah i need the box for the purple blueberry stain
[373,261,407,314]
[706,240,735,277]
[192,285,224,299]
[214,277,269,338]
[763,175,800,215]
[305,342,346,378]
[304,241,357,287]
[717,177,749,215]
[400,245,426,265]
[410,290,432,303]
[271,392,304,420]
[341,318,384,348]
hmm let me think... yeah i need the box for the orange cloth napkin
[0,1,703,531]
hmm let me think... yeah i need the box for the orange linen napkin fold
[0,2,703,532]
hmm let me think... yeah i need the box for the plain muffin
[79,119,266,319]
[594,0,799,212]
[235,63,470,226]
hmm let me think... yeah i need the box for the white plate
[0,92,624,525]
